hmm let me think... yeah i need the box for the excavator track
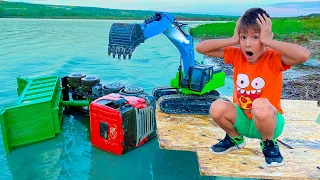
[158,94,223,115]
[152,86,179,100]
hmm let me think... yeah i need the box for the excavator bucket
[108,23,145,60]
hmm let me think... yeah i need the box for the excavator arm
[108,12,194,76]
[108,12,226,115]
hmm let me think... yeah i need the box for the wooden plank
[197,147,320,179]
[155,99,320,179]
[281,100,320,121]
[280,121,320,149]
[156,99,320,151]
[156,109,222,151]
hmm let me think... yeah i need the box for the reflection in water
[0,19,244,180]
[6,132,64,179]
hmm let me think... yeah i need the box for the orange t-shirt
[224,46,291,119]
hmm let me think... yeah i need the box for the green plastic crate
[0,76,63,153]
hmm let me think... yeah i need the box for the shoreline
[0,17,149,21]
[0,17,221,22]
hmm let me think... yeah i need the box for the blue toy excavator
[108,12,226,115]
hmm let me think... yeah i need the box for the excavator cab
[187,64,220,92]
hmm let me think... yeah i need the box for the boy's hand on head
[232,16,242,45]
[256,13,273,45]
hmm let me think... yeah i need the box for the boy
[196,8,310,167]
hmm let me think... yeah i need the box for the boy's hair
[239,8,271,34]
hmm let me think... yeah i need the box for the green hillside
[190,16,320,40]
[0,1,238,21]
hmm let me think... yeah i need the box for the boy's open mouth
[246,51,254,57]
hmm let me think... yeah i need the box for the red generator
[89,93,156,155]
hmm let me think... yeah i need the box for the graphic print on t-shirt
[236,74,266,118]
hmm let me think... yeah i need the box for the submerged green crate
[0,76,63,153]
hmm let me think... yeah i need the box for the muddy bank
[203,56,320,102]
[303,41,320,60]
[281,39,319,102]
[284,37,320,60]
[282,74,319,101]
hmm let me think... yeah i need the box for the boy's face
[239,29,266,64]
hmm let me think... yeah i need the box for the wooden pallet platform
[155,99,320,179]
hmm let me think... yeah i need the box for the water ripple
[0,19,230,180]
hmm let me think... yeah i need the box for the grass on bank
[0,1,238,21]
[190,17,320,41]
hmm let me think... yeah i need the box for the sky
[6,0,320,17]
